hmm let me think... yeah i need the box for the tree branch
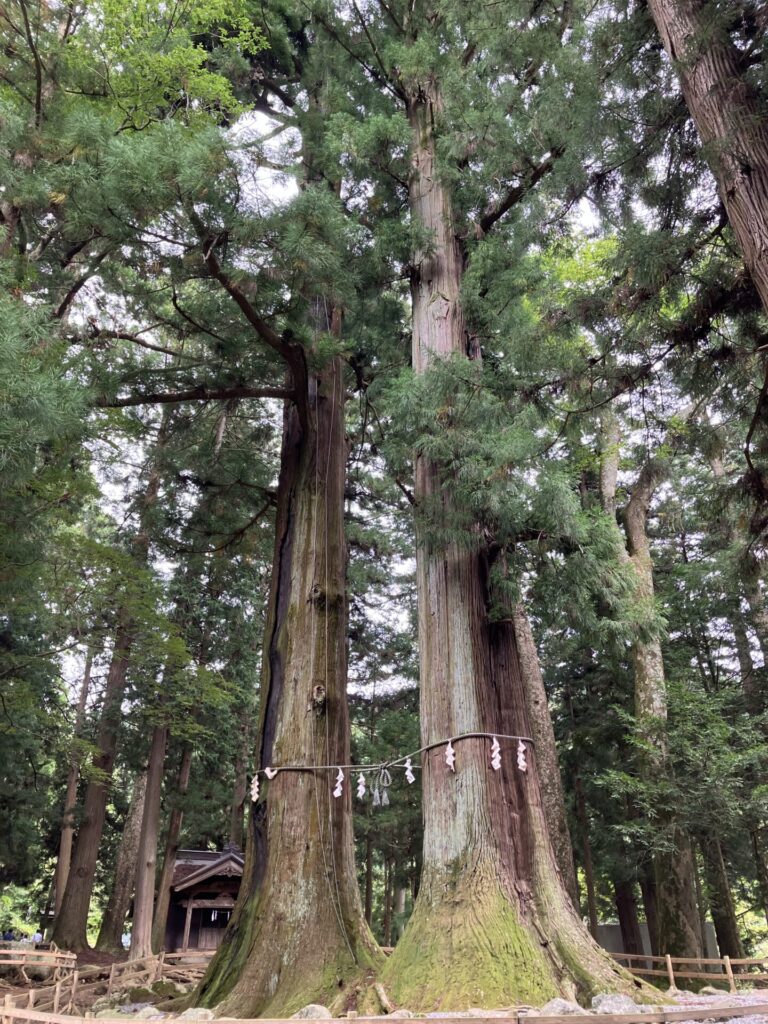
[97,384,293,408]
[477,147,563,235]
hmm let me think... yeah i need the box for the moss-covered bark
[195,348,381,1018]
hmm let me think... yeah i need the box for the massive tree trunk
[624,464,702,959]
[53,648,93,916]
[130,724,168,959]
[95,769,148,951]
[701,837,744,959]
[382,78,643,1010]
[196,344,379,1017]
[513,605,579,910]
[646,0,768,314]
[152,745,192,953]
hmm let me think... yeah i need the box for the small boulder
[179,1009,215,1020]
[540,999,588,1015]
[291,1005,333,1019]
[591,994,646,1014]
[135,1008,166,1020]
[699,986,724,996]
[389,1012,413,1018]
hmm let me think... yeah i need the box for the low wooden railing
[612,951,768,992]
[0,947,77,986]
[0,950,214,1017]
[3,1000,768,1024]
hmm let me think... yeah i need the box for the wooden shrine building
[164,844,244,951]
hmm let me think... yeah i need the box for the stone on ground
[592,994,648,1014]
[179,1008,215,1020]
[291,1005,333,1019]
[540,999,589,1015]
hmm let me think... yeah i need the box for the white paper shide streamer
[356,773,366,800]
[333,768,344,798]
[517,739,527,772]
[490,736,501,771]
[404,757,415,784]
[265,767,278,779]
[445,740,456,772]
[250,775,260,802]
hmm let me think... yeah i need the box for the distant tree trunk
[53,623,134,951]
[152,745,192,953]
[750,829,768,928]
[130,724,168,960]
[640,867,660,957]
[513,604,579,910]
[383,861,393,948]
[364,835,373,927]
[614,879,644,956]
[701,837,745,959]
[394,885,407,940]
[733,616,760,713]
[228,711,250,850]
[574,771,599,939]
[95,769,148,951]
[53,648,93,916]
[383,75,640,1010]
[53,426,168,951]
[619,444,701,959]
[646,0,768,315]
[693,854,709,957]
[197,339,379,1016]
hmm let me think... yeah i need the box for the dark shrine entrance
[164,845,244,951]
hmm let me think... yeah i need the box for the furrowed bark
[513,605,579,910]
[152,745,192,953]
[196,342,379,1017]
[646,0,768,315]
[130,724,168,959]
[94,769,148,951]
[382,75,645,1010]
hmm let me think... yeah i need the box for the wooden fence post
[154,951,165,982]
[69,969,79,1014]
[107,963,116,997]
[724,955,736,994]
[53,980,62,1014]
[665,954,676,990]
[3,992,12,1024]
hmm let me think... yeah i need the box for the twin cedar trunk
[382,79,639,1009]
[197,351,379,1017]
